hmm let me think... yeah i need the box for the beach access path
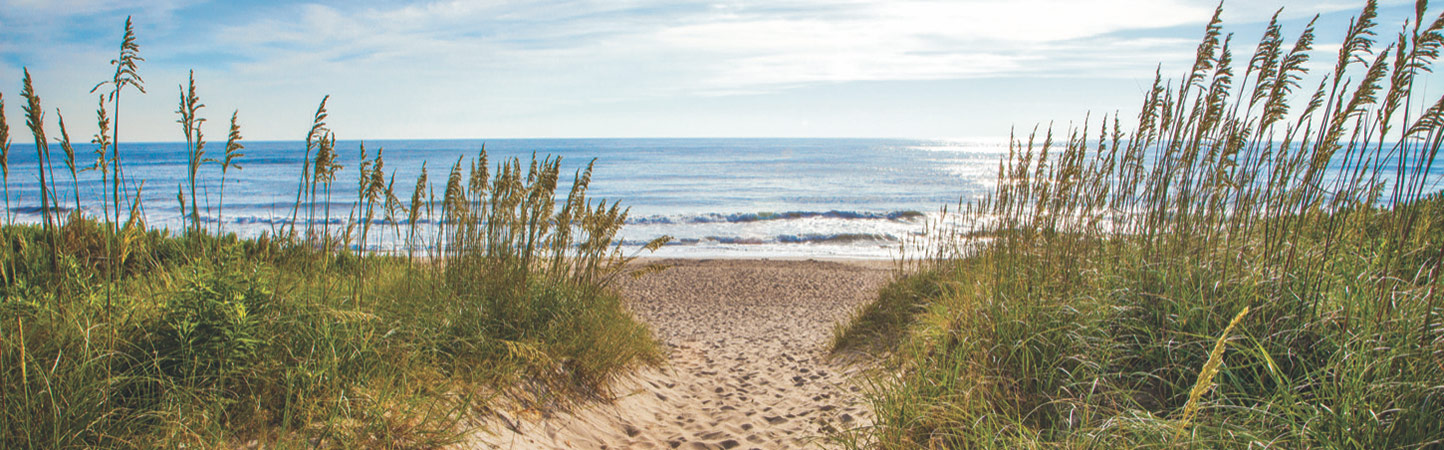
[474,258,892,449]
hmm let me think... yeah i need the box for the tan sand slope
[473,258,891,449]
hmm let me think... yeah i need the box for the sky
[0,0,1436,142]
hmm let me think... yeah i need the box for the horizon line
[5,136,1016,146]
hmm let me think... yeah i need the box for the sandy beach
[473,258,892,449]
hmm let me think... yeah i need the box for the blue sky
[0,0,1435,141]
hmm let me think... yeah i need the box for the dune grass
[836,1,1444,447]
[0,18,665,449]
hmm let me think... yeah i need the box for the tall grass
[837,1,1444,448]
[177,70,206,236]
[0,92,11,226]
[216,110,243,237]
[55,111,80,215]
[0,17,665,448]
[286,95,329,242]
[18,69,62,277]
[92,15,144,233]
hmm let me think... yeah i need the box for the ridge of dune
[471,258,891,449]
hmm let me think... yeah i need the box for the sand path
[475,259,891,449]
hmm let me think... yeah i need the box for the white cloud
[193,0,1220,97]
[194,0,1418,94]
[2,0,1431,140]
[649,1,1204,89]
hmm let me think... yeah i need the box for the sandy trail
[474,259,891,449]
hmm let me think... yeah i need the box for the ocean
[1,138,1007,259]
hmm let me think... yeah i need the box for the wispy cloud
[0,0,1424,139]
[190,0,1398,93]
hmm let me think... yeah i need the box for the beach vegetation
[836,1,1444,447]
[0,18,664,448]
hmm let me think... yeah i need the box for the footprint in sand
[473,259,890,449]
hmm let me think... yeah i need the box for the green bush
[153,264,269,391]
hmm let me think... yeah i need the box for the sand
[471,258,893,449]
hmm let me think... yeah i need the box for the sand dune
[472,258,891,449]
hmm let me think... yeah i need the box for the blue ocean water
[1,138,1007,258]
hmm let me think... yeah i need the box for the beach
[8,2,1442,447]
[475,258,893,449]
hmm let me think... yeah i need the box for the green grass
[831,269,946,356]
[0,158,662,450]
[836,1,1444,448]
[0,18,666,449]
